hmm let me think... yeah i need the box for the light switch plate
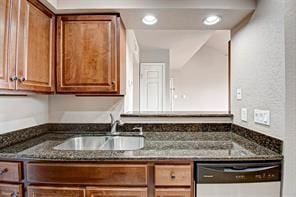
[236,88,242,100]
[241,108,248,122]
[254,109,270,126]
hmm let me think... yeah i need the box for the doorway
[140,63,165,111]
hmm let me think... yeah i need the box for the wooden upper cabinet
[0,0,18,90]
[57,15,125,94]
[16,0,55,93]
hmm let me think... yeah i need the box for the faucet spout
[110,114,124,135]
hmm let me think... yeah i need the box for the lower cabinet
[0,183,22,197]
[86,187,147,197]
[27,186,85,197]
[155,188,191,197]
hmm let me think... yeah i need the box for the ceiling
[41,0,256,30]
[134,30,230,69]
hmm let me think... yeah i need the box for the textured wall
[48,95,124,123]
[0,96,48,134]
[171,45,228,111]
[231,0,286,139]
[283,0,296,196]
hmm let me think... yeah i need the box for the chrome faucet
[110,114,124,135]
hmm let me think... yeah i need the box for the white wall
[231,0,296,196]
[0,96,48,134]
[48,95,124,123]
[125,30,140,112]
[140,49,170,111]
[171,45,228,111]
[283,0,296,196]
[231,0,286,139]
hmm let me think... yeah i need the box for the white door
[140,63,165,111]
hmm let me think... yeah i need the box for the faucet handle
[132,127,143,135]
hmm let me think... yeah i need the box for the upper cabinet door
[16,0,55,93]
[56,15,120,94]
[0,0,18,90]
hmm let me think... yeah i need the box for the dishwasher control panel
[196,162,281,183]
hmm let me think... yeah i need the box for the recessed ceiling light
[142,15,158,25]
[203,15,221,26]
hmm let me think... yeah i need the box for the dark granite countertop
[121,111,233,118]
[0,131,282,161]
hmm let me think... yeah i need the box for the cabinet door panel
[0,0,18,90]
[16,0,55,93]
[86,187,147,197]
[0,183,22,197]
[27,186,85,197]
[155,188,191,197]
[57,15,118,93]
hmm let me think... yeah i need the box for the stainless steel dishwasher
[196,162,281,197]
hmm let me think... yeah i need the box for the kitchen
[0,0,295,197]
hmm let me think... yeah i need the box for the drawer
[26,163,148,186]
[0,183,23,197]
[155,165,192,186]
[155,188,191,197]
[27,186,85,197]
[0,162,22,182]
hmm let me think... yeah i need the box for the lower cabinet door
[86,187,147,197]
[0,183,22,197]
[155,188,191,197]
[27,186,85,197]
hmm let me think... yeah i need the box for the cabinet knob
[0,168,8,175]
[10,76,18,81]
[170,171,176,179]
[18,77,26,82]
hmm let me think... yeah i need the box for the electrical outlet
[254,109,270,126]
[241,108,248,122]
[236,88,242,100]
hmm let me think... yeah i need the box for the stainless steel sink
[54,136,144,151]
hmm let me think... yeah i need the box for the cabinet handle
[10,76,18,81]
[10,192,18,197]
[18,77,26,82]
[170,171,176,179]
[0,168,8,175]
[111,81,116,86]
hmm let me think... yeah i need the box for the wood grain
[155,165,192,186]
[26,163,148,186]
[0,183,22,197]
[155,188,191,197]
[57,15,123,94]
[0,161,22,182]
[86,187,147,197]
[0,0,18,90]
[27,186,85,197]
[16,0,55,93]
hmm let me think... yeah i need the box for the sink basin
[54,136,144,151]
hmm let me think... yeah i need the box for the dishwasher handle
[224,165,280,173]
[196,162,282,183]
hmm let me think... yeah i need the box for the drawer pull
[0,168,8,175]
[170,171,176,180]
[10,192,18,197]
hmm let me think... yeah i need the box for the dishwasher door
[196,182,281,197]
[196,162,281,197]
